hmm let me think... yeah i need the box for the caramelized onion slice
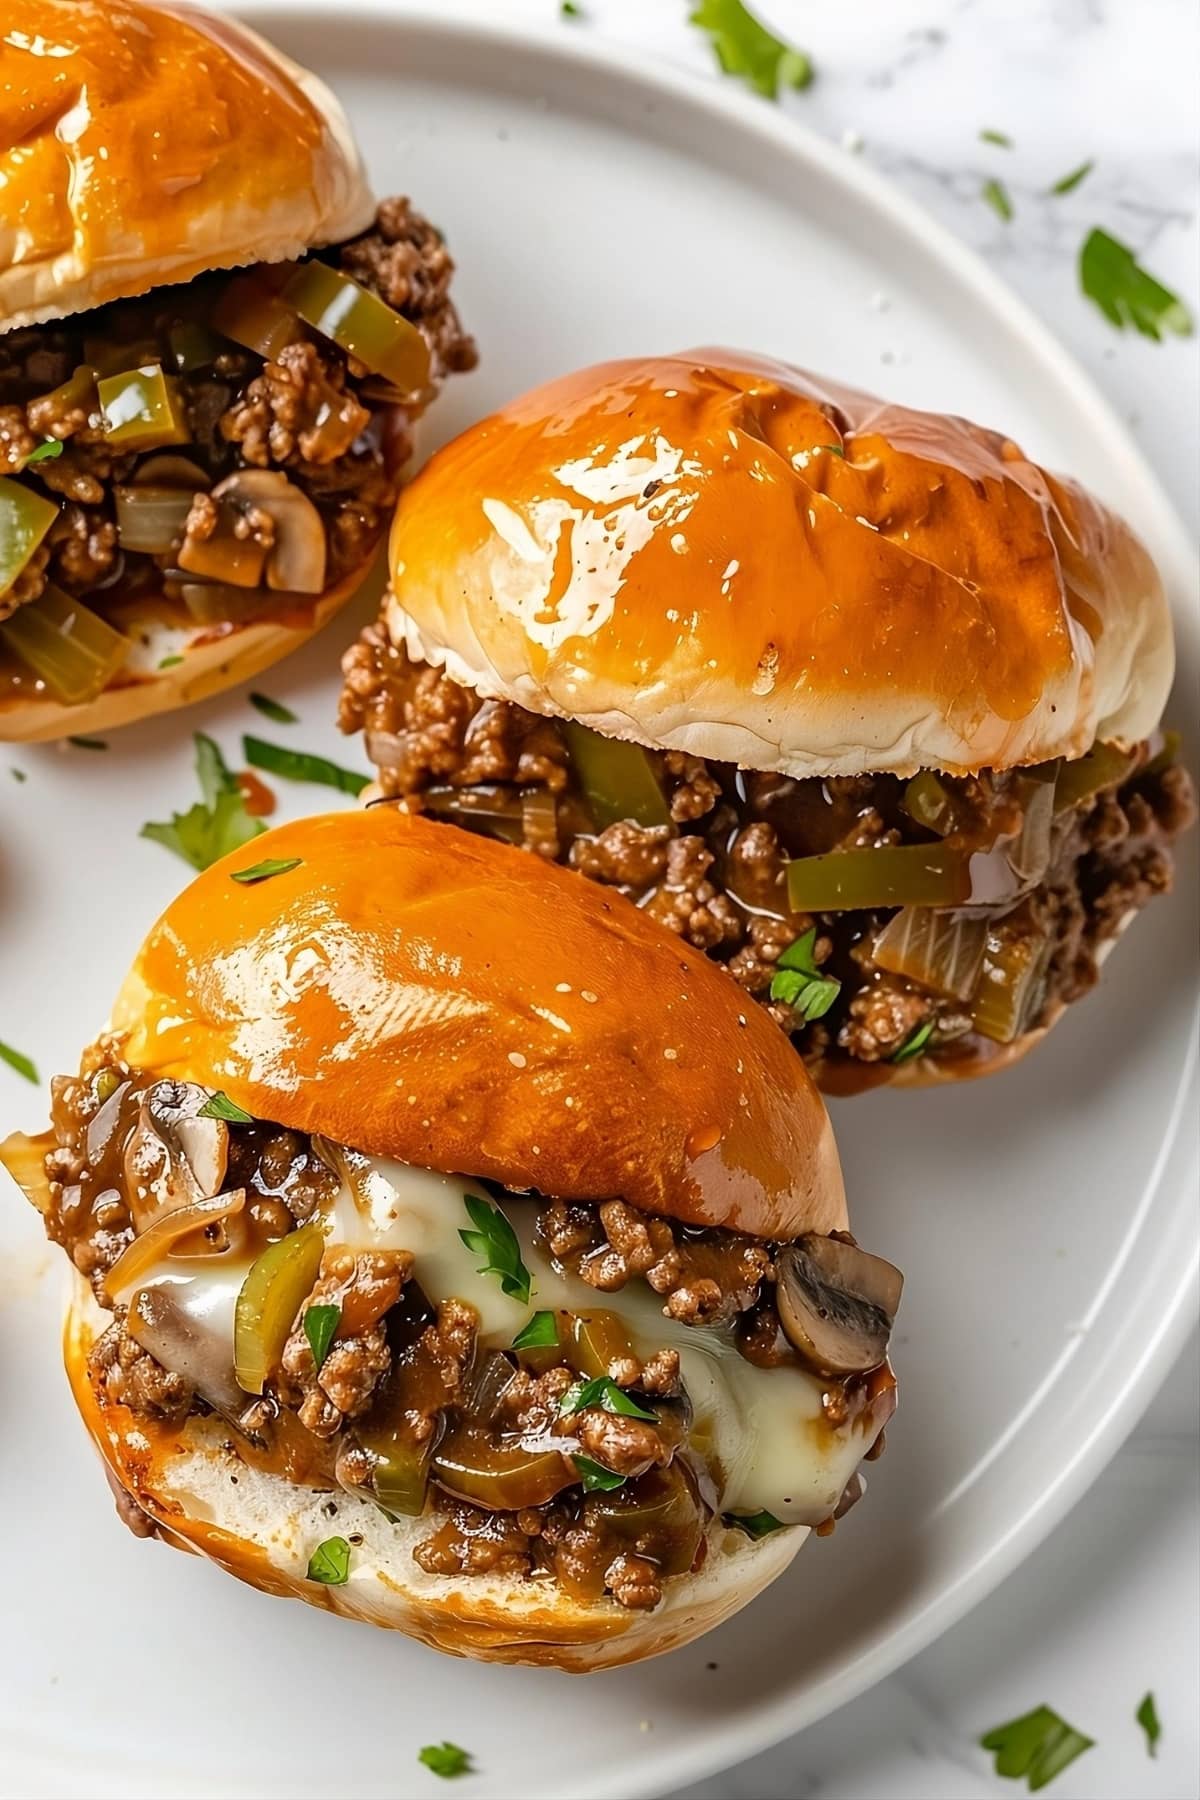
[873,907,989,1001]
[0,1129,55,1215]
[114,485,195,555]
[104,1188,247,1304]
[775,1236,902,1377]
[971,917,1052,1043]
[432,1422,576,1510]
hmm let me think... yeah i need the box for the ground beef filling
[340,638,1196,1080]
[0,197,475,657]
[37,1059,878,1610]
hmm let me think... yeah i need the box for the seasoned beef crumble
[32,1057,889,1612]
[340,634,1196,1081]
[0,199,475,683]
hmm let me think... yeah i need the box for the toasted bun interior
[111,806,846,1241]
[384,350,1175,777]
[0,0,374,331]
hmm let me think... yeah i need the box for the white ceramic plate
[1,8,1196,1798]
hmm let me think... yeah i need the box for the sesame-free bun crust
[386,350,1175,778]
[111,806,846,1241]
[65,1284,804,1671]
[0,0,373,332]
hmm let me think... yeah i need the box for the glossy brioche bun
[0,1,373,332]
[111,805,846,1242]
[385,350,1175,779]
[65,1283,804,1670]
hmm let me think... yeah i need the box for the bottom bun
[1,566,375,744]
[66,1283,805,1671]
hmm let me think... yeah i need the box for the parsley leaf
[141,733,265,871]
[24,439,64,465]
[158,654,183,670]
[573,1455,627,1493]
[306,1536,351,1585]
[983,177,1014,222]
[690,0,813,100]
[242,735,369,797]
[304,1304,341,1373]
[980,1706,1094,1791]
[459,1194,532,1304]
[559,1375,657,1423]
[250,692,298,725]
[10,768,26,783]
[197,1091,255,1124]
[418,1742,473,1779]
[512,1310,558,1351]
[230,856,302,886]
[1080,228,1193,339]
[67,736,107,751]
[0,1040,38,1084]
[1049,159,1093,196]
[1135,1692,1161,1758]
[769,927,841,1021]
[980,128,1013,148]
[723,1509,787,1539]
[560,0,583,14]
[892,1019,935,1065]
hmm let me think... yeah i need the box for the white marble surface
[434,3,1200,1797]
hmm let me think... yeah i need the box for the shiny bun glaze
[386,350,1175,777]
[0,0,373,331]
[112,806,846,1241]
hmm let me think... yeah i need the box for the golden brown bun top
[0,1,373,331]
[386,350,1175,777]
[112,807,846,1240]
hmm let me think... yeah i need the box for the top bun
[0,1,374,332]
[385,350,1175,778]
[111,806,845,1242]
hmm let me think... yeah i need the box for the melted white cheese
[132,1152,876,1523]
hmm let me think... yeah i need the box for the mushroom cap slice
[775,1234,902,1378]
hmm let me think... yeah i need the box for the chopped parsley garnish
[723,1509,787,1539]
[573,1455,627,1493]
[158,654,183,670]
[982,177,1014,222]
[418,1742,473,1779]
[304,1304,341,1373]
[141,732,265,871]
[769,927,841,1022]
[559,1375,657,1422]
[1135,1691,1161,1758]
[818,443,845,457]
[242,735,370,797]
[512,1310,559,1351]
[1049,159,1093,196]
[459,1194,532,1305]
[560,0,583,14]
[892,1019,935,1065]
[24,439,64,465]
[68,735,107,751]
[306,1536,351,1585]
[690,0,813,100]
[1080,228,1193,340]
[11,768,26,782]
[250,692,298,725]
[230,856,303,886]
[0,1040,38,1084]
[197,1091,255,1124]
[980,128,1012,147]
[979,1706,1094,1791]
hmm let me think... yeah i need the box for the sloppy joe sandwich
[0,0,475,741]
[341,351,1193,1091]
[2,806,898,1669]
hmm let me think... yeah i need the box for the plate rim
[14,6,1200,1796]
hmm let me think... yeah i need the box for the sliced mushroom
[775,1235,903,1377]
[179,468,327,595]
[132,454,211,490]
[122,1079,229,1230]
[128,1283,247,1422]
